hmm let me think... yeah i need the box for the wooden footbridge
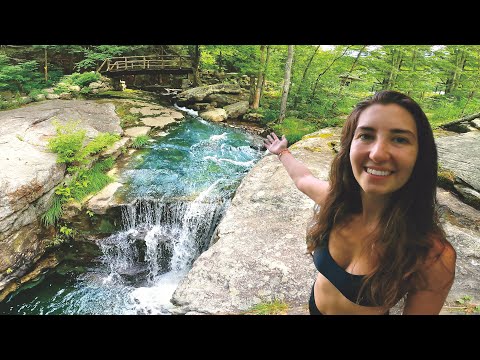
[97,55,194,76]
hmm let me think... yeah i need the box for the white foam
[173,103,198,117]
[210,133,228,141]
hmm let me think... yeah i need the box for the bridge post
[112,78,123,91]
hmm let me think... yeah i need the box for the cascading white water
[95,179,230,314]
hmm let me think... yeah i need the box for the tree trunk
[310,45,351,101]
[293,45,320,109]
[330,45,366,112]
[453,49,467,92]
[445,48,466,94]
[44,47,48,82]
[461,48,480,116]
[259,45,271,102]
[440,111,480,129]
[279,45,295,123]
[248,75,256,106]
[252,45,266,109]
[386,49,403,89]
[191,45,202,87]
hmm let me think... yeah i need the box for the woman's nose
[369,140,391,163]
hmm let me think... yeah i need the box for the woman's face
[349,103,419,197]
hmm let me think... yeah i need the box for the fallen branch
[440,112,480,129]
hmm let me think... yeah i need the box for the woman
[264,90,456,315]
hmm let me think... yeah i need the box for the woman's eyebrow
[356,126,416,137]
[391,128,416,137]
[356,126,375,132]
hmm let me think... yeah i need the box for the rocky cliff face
[0,99,123,298]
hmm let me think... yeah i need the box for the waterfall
[0,113,264,315]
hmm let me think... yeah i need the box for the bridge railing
[97,55,193,73]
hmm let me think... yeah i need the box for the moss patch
[243,299,289,315]
[301,132,334,140]
[437,165,456,191]
[301,146,331,153]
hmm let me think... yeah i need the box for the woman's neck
[359,192,391,226]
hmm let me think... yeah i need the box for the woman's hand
[264,132,288,155]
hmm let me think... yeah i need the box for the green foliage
[271,117,319,144]
[69,159,115,202]
[80,132,120,158]
[456,295,472,304]
[54,72,100,94]
[5,44,480,141]
[59,224,76,238]
[102,100,142,127]
[46,235,66,248]
[43,120,119,227]
[47,120,86,164]
[424,95,464,127]
[79,87,92,95]
[0,55,45,93]
[318,117,345,128]
[200,45,259,75]
[41,194,63,227]
[75,45,145,71]
[47,120,119,171]
[68,71,101,87]
[244,299,289,315]
[46,223,76,249]
[450,295,480,314]
[28,88,47,100]
[256,106,280,123]
[131,135,150,149]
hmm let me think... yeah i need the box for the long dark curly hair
[306,90,448,308]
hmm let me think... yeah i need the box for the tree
[188,45,202,86]
[293,45,320,109]
[310,45,351,101]
[252,45,267,109]
[279,45,294,122]
[330,45,366,113]
[259,45,271,102]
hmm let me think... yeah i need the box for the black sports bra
[313,233,377,307]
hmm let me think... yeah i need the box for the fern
[41,194,63,227]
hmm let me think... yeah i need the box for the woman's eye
[358,134,372,141]
[393,137,409,144]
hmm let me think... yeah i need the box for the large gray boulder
[436,130,480,210]
[175,84,244,106]
[224,100,249,120]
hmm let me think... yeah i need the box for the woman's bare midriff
[313,272,389,315]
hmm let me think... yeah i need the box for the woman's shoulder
[416,232,456,290]
[425,232,456,267]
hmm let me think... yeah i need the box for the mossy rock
[437,170,456,191]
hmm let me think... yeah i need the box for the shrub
[47,120,86,164]
[271,117,319,145]
[131,135,150,149]
[69,72,101,87]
